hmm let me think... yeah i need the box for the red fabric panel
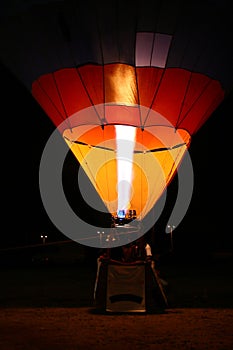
[179,73,213,122]
[136,67,163,123]
[32,64,225,136]
[32,76,68,129]
[179,79,224,134]
[151,68,191,126]
[32,66,103,129]
[79,65,104,105]
[54,68,92,116]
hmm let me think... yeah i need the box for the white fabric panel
[106,264,146,312]
[136,32,172,68]
[151,33,172,68]
[135,32,154,66]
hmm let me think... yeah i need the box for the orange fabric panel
[104,64,138,105]
[73,125,116,147]
[64,125,190,151]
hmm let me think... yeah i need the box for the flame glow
[115,125,136,212]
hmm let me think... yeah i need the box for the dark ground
[0,251,232,349]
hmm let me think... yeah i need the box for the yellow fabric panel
[131,147,182,218]
[65,140,91,163]
[95,159,118,213]
[64,141,116,206]
[64,133,188,219]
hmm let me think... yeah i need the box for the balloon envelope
[0,0,232,224]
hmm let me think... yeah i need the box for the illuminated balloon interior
[0,0,232,232]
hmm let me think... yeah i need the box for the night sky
[1,61,232,256]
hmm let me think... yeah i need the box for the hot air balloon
[0,0,232,247]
